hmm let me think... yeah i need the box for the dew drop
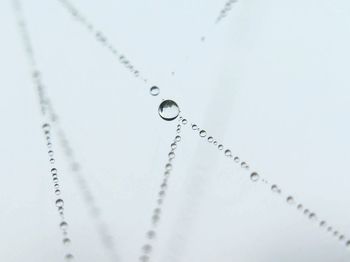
[207,136,213,143]
[250,172,259,182]
[165,163,172,171]
[170,143,177,150]
[218,144,224,150]
[213,141,218,145]
[333,231,339,236]
[60,221,68,230]
[224,149,232,157]
[286,196,294,205]
[55,189,61,195]
[48,150,54,157]
[192,124,198,130]
[297,204,303,210]
[309,213,317,221]
[199,130,207,137]
[51,168,57,174]
[168,152,175,159]
[175,135,181,142]
[56,199,64,208]
[240,162,248,169]
[158,100,179,121]
[150,86,160,96]
[271,185,279,193]
[233,156,240,163]
[182,119,187,125]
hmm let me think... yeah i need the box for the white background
[1,0,350,261]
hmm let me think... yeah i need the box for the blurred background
[1,0,350,261]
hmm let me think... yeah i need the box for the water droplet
[201,36,206,42]
[250,172,259,182]
[150,86,160,96]
[333,231,339,236]
[48,150,54,157]
[207,136,213,143]
[55,189,61,195]
[56,199,64,208]
[304,209,310,215]
[297,204,303,210]
[175,135,181,142]
[309,213,317,221]
[63,238,71,245]
[182,119,187,125]
[218,144,224,150]
[139,255,149,262]
[271,185,280,193]
[199,130,207,137]
[146,230,156,239]
[165,163,172,171]
[158,100,180,121]
[168,152,175,159]
[346,240,350,247]
[240,162,248,169]
[152,214,160,224]
[51,168,57,174]
[213,141,218,145]
[50,158,55,164]
[233,156,240,163]
[192,124,198,130]
[286,196,294,205]
[320,221,326,227]
[65,254,74,261]
[170,143,177,150]
[224,149,232,157]
[142,244,152,253]
[60,221,68,230]
[339,235,344,241]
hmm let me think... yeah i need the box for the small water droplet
[240,162,248,169]
[63,238,71,245]
[218,144,224,150]
[346,240,350,247]
[158,100,180,121]
[233,156,240,163]
[250,172,259,182]
[150,86,160,96]
[213,141,218,145]
[182,119,187,125]
[297,204,303,210]
[168,152,175,159]
[55,189,61,195]
[207,136,213,143]
[50,158,55,164]
[320,221,326,227]
[271,185,280,193]
[175,135,181,142]
[170,143,177,150]
[165,163,172,171]
[286,196,294,204]
[309,213,317,221]
[339,235,345,241]
[146,230,156,239]
[56,199,64,208]
[142,244,152,253]
[224,149,232,157]
[51,168,57,174]
[333,231,339,236]
[60,221,68,230]
[304,209,310,215]
[48,150,54,157]
[65,254,74,261]
[139,255,149,262]
[192,124,198,130]
[199,130,207,137]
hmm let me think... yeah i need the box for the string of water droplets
[58,0,148,83]
[179,117,350,250]
[216,0,238,24]
[12,2,75,260]
[138,124,182,262]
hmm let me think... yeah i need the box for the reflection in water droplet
[286,196,294,205]
[250,172,259,182]
[199,130,207,137]
[224,149,232,157]
[56,199,64,208]
[218,144,223,150]
[158,100,180,121]
[150,86,160,96]
[50,158,55,164]
[207,136,213,143]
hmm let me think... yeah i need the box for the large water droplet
[158,100,179,121]
[150,86,160,96]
